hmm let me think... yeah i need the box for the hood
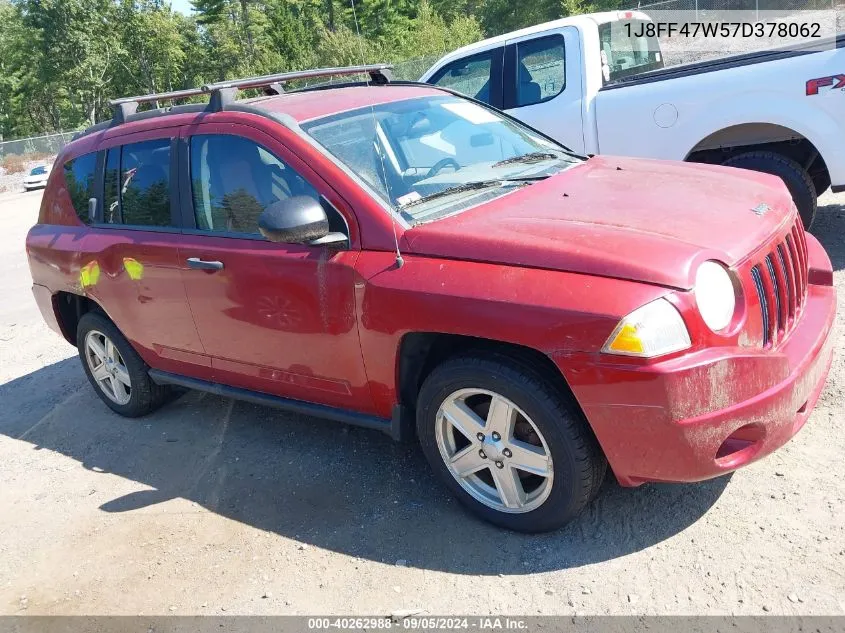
[403,156,796,289]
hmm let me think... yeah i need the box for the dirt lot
[0,188,843,616]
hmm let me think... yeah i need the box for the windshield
[598,19,664,84]
[30,166,47,175]
[302,96,580,222]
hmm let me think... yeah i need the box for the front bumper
[567,234,836,487]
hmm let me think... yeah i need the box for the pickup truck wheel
[416,355,606,532]
[77,312,169,417]
[721,151,816,228]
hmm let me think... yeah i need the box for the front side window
[63,153,96,225]
[429,49,500,105]
[303,95,580,223]
[189,134,319,235]
[514,36,566,106]
[31,166,48,176]
[103,139,172,227]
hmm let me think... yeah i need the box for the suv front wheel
[77,312,169,417]
[416,354,606,532]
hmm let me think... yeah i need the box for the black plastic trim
[832,184,845,193]
[176,135,194,230]
[148,369,394,436]
[180,227,268,241]
[92,150,106,223]
[601,33,845,91]
[167,136,181,228]
[89,224,183,234]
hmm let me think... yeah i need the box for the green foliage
[0,0,622,138]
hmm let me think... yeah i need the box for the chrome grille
[750,266,770,346]
[749,218,809,348]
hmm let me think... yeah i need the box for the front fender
[679,93,845,185]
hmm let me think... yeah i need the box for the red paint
[805,74,845,95]
[252,85,445,123]
[26,86,837,487]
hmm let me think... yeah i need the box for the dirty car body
[25,73,836,531]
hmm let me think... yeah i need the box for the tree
[0,0,622,135]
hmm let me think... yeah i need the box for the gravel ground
[0,188,843,616]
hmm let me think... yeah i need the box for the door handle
[186,257,224,271]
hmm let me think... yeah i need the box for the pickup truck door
[503,27,585,154]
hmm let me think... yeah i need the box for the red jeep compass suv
[26,66,836,532]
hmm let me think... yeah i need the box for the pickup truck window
[515,35,565,106]
[598,19,663,83]
[303,95,579,222]
[63,153,96,225]
[428,49,502,106]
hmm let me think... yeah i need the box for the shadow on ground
[0,355,728,576]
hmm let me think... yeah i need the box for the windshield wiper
[401,176,549,209]
[493,152,561,168]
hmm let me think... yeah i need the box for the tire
[721,151,816,229]
[76,311,169,417]
[416,353,606,532]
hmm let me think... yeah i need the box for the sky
[170,0,193,14]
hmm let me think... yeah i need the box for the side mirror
[258,196,329,244]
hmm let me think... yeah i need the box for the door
[176,123,372,412]
[503,28,586,154]
[82,130,211,378]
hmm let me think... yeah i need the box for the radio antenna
[349,0,404,268]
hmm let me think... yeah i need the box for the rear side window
[597,20,663,83]
[64,153,96,225]
[103,139,172,227]
[189,134,319,235]
[429,49,500,106]
[514,36,565,106]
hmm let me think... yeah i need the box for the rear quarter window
[63,153,97,225]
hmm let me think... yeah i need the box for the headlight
[602,298,691,357]
[695,261,736,331]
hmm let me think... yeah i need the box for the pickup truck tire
[76,312,169,418]
[721,151,816,228]
[416,354,606,532]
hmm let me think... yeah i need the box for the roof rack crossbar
[108,64,393,122]
[109,86,208,107]
[202,64,393,92]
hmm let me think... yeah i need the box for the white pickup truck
[420,12,845,227]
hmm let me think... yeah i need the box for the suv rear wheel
[416,354,606,532]
[77,312,169,417]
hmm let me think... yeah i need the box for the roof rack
[108,64,393,124]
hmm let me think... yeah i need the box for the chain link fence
[631,0,842,20]
[0,131,77,160]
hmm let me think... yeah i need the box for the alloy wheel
[84,330,132,405]
[435,388,553,513]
